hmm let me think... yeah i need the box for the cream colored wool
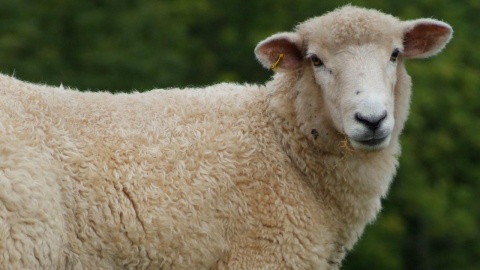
[0,6,452,270]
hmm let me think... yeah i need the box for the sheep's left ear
[255,32,304,71]
[402,19,453,59]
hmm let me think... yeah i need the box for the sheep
[0,5,452,270]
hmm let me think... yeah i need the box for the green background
[1,0,478,269]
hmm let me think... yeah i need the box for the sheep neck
[266,72,399,249]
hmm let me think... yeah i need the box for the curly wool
[0,75,395,270]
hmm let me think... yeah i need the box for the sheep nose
[355,111,387,131]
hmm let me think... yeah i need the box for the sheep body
[0,6,452,270]
[0,66,391,270]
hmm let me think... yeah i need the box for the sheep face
[255,6,452,151]
[306,42,398,151]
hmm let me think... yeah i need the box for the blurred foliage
[0,0,478,269]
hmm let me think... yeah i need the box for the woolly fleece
[0,6,452,270]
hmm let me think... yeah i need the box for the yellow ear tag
[271,53,284,71]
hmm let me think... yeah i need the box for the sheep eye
[390,48,400,62]
[310,55,324,67]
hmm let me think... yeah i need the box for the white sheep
[0,6,452,270]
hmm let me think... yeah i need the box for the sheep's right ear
[255,32,304,71]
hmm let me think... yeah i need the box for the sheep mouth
[349,135,390,151]
[357,137,387,146]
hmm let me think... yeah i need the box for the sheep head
[255,6,452,152]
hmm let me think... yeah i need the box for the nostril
[355,111,387,130]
